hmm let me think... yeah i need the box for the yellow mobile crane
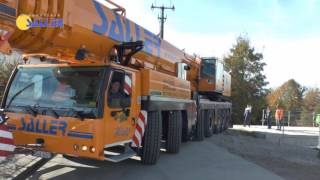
[0,0,231,164]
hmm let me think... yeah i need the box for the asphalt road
[28,138,283,180]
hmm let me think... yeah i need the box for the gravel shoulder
[212,128,320,180]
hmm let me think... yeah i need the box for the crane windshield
[4,66,106,119]
[200,58,216,79]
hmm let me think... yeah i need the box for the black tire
[220,111,224,133]
[217,120,222,133]
[204,110,213,137]
[141,111,162,165]
[223,110,228,131]
[213,109,218,134]
[227,109,232,129]
[166,111,182,153]
[216,110,222,133]
[221,110,226,132]
[195,110,205,141]
[181,111,189,142]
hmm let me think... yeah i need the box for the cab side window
[108,71,131,108]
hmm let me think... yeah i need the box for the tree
[266,79,306,126]
[303,88,320,112]
[301,88,320,126]
[267,79,305,111]
[0,53,21,101]
[224,36,268,124]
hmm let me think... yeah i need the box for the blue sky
[159,0,320,38]
[102,0,320,88]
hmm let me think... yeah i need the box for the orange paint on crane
[0,0,232,162]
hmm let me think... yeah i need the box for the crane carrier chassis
[0,0,231,165]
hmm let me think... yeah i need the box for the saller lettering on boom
[0,0,231,164]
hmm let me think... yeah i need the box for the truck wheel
[223,110,228,131]
[181,111,189,142]
[204,110,213,137]
[213,124,217,134]
[141,111,162,165]
[216,111,222,133]
[221,110,225,132]
[217,120,222,133]
[195,110,205,141]
[166,111,182,153]
[218,118,223,133]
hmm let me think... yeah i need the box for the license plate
[33,151,52,159]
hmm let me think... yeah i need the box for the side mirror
[184,65,191,71]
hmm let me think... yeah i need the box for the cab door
[104,69,136,146]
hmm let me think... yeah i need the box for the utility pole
[151,3,175,39]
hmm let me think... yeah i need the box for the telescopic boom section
[0,0,230,96]
[0,0,198,72]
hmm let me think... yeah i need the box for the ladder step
[104,148,136,163]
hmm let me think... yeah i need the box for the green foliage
[224,36,268,124]
[315,104,320,114]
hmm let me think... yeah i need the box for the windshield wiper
[6,75,52,109]
[63,108,85,120]
[45,107,60,119]
[67,108,96,120]
[42,107,95,120]
[80,110,96,119]
[6,105,38,116]
[22,105,38,117]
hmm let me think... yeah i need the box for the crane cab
[1,61,142,160]
[198,57,225,96]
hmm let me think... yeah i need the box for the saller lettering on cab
[19,118,67,136]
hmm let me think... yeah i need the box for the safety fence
[261,110,319,127]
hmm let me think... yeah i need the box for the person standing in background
[278,106,284,130]
[243,105,252,127]
[275,105,284,130]
[265,106,271,129]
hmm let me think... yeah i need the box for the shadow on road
[29,140,283,180]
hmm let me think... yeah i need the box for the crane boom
[0,0,230,96]
[1,0,198,73]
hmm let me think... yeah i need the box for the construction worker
[275,105,284,130]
